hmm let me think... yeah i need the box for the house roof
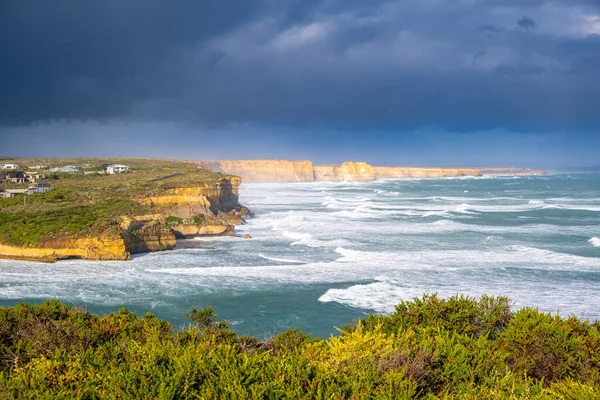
[5,171,24,177]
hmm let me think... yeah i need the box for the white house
[1,164,19,170]
[106,164,129,174]
[2,184,51,198]
[28,182,51,193]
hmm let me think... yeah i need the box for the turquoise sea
[1,174,599,338]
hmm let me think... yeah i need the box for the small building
[28,182,51,193]
[1,183,51,198]
[25,172,46,182]
[1,163,19,170]
[2,189,29,198]
[106,164,129,174]
[50,166,82,174]
[28,165,48,170]
[5,171,26,183]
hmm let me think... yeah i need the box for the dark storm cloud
[517,16,537,30]
[0,0,599,132]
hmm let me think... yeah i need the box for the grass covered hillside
[0,295,598,399]
[0,159,233,247]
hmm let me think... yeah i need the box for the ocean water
[1,174,599,337]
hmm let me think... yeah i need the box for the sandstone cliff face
[315,162,376,181]
[339,162,376,181]
[0,236,130,263]
[120,215,177,255]
[0,216,179,263]
[479,168,544,176]
[313,165,339,181]
[201,160,488,182]
[201,160,315,182]
[170,224,234,239]
[137,177,242,218]
[373,167,482,179]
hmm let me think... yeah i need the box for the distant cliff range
[198,160,544,183]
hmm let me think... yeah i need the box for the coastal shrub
[497,308,600,384]
[356,294,512,339]
[166,215,206,226]
[0,295,598,399]
[188,214,206,225]
[166,215,184,225]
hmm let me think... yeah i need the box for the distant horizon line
[4,156,600,172]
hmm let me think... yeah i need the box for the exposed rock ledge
[200,160,544,182]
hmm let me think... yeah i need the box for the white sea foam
[453,204,475,214]
[282,230,313,241]
[589,237,600,247]
[259,254,307,264]
[318,278,598,315]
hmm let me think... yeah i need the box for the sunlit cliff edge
[199,160,544,182]
[0,159,248,262]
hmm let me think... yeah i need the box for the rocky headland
[0,159,248,262]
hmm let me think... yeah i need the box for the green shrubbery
[166,214,206,226]
[0,198,149,246]
[0,295,598,398]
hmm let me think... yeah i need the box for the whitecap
[282,230,312,241]
[589,237,600,247]
[259,254,307,264]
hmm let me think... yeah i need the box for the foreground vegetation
[0,158,229,246]
[0,295,598,399]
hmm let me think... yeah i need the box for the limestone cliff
[120,215,177,255]
[315,162,376,181]
[339,162,376,181]
[137,177,243,218]
[0,237,130,263]
[201,160,488,182]
[313,165,339,181]
[479,168,545,176]
[200,160,315,182]
[169,224,234,239]
[0,216,177,263]
[374,167,482,179]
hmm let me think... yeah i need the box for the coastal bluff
[0,178,245,263]
[199,160,543,182]
[0,159,248,262]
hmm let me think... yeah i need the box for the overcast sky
[1,0,599,168]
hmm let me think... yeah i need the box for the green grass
[0,199,149,246]
[0,295,597,398]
